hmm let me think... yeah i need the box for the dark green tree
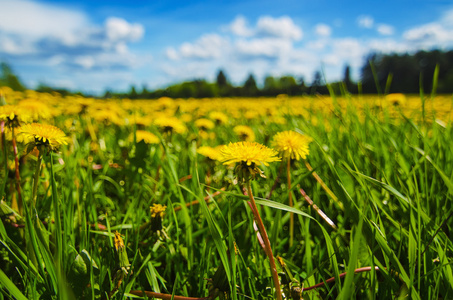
[129,85,138,99]
[242,74,258,96]
[263,76,279,96]
[279,75,298,95]
[0,63,26,91]
[343,65,355,93]
[216,69,232,96]
[216,70,228,87]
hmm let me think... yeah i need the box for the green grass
[1,92,453,299]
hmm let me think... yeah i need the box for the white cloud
[165,47,179,60]
[403,23,451,42]
[227,15,303,40]
[367,38,410,53]
[0,0,145,71]
[105,17,144,43]
[74,56,95,69]
[229,15,254,37]
[357,15,374,29]
[256,16,303,40]
[0,0,88,39]
[440,8,453,27]
[315,24,332,37]
[306,39,329,51]
[326,38,365,67]
[235,37,292,58]
[377,24,394,36]
[178,34,229,59]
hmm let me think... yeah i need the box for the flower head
[218,141,280,181]
[0,105,31,128]
[233,125,255,142]
[385,93,406,106]
[150,204,167,218]
[131,130,160,144]
[18,123,68,152]
[150,204,167,232]
[154,116,187,134]
[197,145,223,161]
[209,111,228,125]
[18,99,53,121]
[272,130,312,161]
[195,118,215,130]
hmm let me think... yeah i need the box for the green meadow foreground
[1,87,453,299]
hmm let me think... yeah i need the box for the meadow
[0,86,453,299]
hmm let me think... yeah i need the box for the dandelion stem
[32,150,42,204]
[1,121,7,198]
[287,158,294,247]
[11,126,23,215]
[246,181,282,300]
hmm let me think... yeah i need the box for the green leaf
[0,269,28,300]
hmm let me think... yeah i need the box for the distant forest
[1,49,453,99]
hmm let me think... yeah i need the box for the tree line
[1,49,453,99]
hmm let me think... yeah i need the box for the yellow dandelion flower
[195,118,215,130]
[0,105,31,128]
[114,231,126,252]
[197,146,222,161]
[154,116,187,134]
[219,141,280,181]
[219,142,280,166]
[233,125,255,142]
[209,111,228,125]
[272,130,312,160]
[18,99,52,120]
[180,113,193,123]
[385,93,406,106]
[150,204,167,218]
[18,123,68,151]
[130,115,153,127]
[131,130,160,144]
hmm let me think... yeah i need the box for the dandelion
[233,125,255,142]
[219,141,280,182]
[131,130,160,144]
[18,123,68,152]
[272,130,312,161]
[154,116,187,134]
[110,231,130,298]
[197,146,222,161]
[385,93,406,106]
[0,105,31,128]
[209,111,228,125]
[149,204,167,234]
[272,130,312,247]
[150,204,167,218]
[18,99,52,121]
[17,123,67,205]
[194,118,215,131]
[217,141,282,300]
[0,105,31,214]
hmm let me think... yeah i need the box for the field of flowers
[0,85,453,299]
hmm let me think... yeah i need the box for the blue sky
[1,0,453,94]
